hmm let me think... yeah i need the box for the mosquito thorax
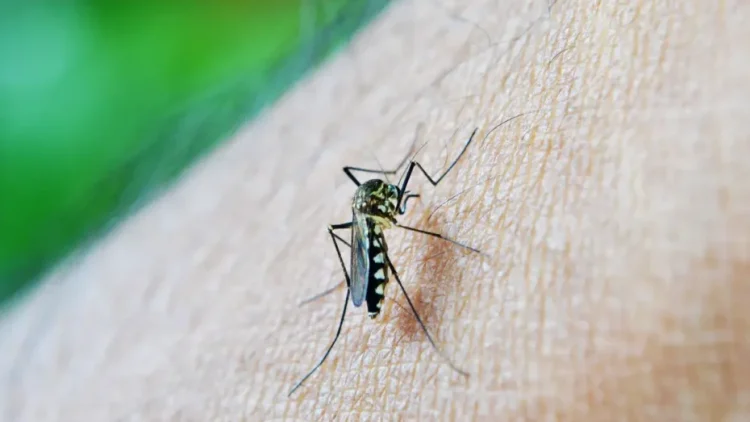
[352,179,400,221]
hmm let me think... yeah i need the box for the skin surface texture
[1,0,749,420]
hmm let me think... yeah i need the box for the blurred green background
[0,1,389,306]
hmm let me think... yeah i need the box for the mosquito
[288,127,482,397]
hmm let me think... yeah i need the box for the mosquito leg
[288,223,353,396]
[398,193,420,214]
[332,232,351,248]
[397,128,478,211]
[288,289,350,397]
[383,253,469,378]
[328,222,353,286]
[396,223,487,256]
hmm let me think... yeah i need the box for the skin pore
[2,0,749,420]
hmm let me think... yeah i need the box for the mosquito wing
[349,212,370,307]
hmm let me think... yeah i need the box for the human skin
[1,0,750,420]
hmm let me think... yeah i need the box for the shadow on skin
[387,209,473,360]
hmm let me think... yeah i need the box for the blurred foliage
[0,1,389,304]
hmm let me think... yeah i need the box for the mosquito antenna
[371,153,392,185]
[396,123,429,189]
[384,253,469,377]
[344,123,424,186]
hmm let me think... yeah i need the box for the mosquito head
[353,179,400,220]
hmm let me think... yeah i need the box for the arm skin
[2,0,749,420]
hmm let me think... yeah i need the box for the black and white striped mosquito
[288,127,482,396]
